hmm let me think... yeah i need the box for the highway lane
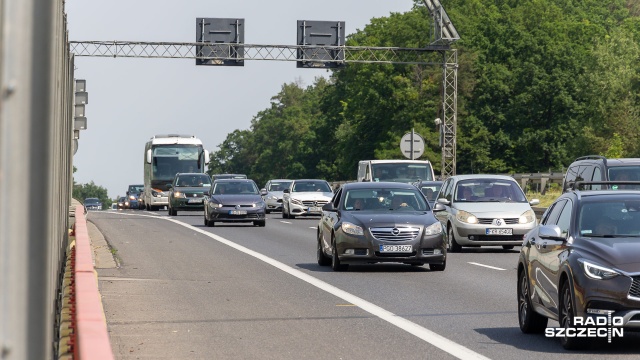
[88,210,640,359]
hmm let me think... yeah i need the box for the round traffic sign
[400,132,425,159]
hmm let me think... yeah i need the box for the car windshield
[292,181,331,193]
[579,199,640,237]
[128,185,144,193]
[267,181,291,192]
[176,175,211,187]
[343,188,429,211]
[84,198,99,205]
[420,183,442,202]
[212,181,258,195]
[371,163,433,182]
[454,179,527,203]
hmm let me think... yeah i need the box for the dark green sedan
[167,173,212,216]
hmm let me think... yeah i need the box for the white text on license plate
[379,245,412,253]
[229,210,247,215]
[486,228,513,235]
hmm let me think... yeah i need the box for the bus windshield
[151,144,203,183]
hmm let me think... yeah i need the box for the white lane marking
[280,221,292,224]
[106,212,490,360]
[309,227,315,230]
[468,262,506,271]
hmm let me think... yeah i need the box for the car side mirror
[322,203,336,212]
[529,199,540,206]
[126,191,130,195]
[437,198,450,205]
[538,225,565,241]
[167,184,172,189]
[260,189,267,196]
[283,189,290,193]
[432,203,446,212]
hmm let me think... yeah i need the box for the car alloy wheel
[517,269,547,333]
[560,282,587,350]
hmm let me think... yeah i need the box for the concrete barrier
[72,206,114,360]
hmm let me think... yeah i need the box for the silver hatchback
[434,175,539,251]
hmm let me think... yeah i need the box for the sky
[66,0,417,199]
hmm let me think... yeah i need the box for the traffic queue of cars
[101,155,639,350]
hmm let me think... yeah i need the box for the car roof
[571,157,640,166]
[447,174,516,181]
[176,173,209,176]
[213,178,254,183]
[342,182,417,190]
[417,180,443,185]
[362,160,431,164]
[292,179,329,182]
[267,179,292,182]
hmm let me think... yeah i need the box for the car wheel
[265,209,271,214]
[518,269,548,333]
[430,260,446,271]
[282,205,288,219]
[503,245,514,250]
[447,225,462,253]
[331,236,348,271]
[254,220,266,227]
[560,281,587,350]
[317,232,330,266]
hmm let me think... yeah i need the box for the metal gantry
[70,41,450,66]
[69,0,460,179]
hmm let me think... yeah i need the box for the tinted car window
[555,200,573,237]
[212,181,258,195]
[542,199,566,225]
[176,174,211,187]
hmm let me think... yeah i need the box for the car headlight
[253,202,265,208]
[173,191,185,198]
[341,222,364,236]
[519,209,536,224]
[579,259,619,280]
[456,210,478,224]
[291,198,303,205]
[269,195,278,200]
[209,202,223,208]
[423,222,443,236]
[129,195,136,200]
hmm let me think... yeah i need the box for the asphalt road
[87,209,640,359]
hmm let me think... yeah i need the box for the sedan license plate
[486,228,513,235]
[379,245,413,253]
[188,198,202,204]
[307,206,321,213]
[228,210,247,215]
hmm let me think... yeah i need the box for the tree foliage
[73,181,111,208]
[208,0,640,183]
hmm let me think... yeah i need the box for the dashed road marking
[468,262,506,271]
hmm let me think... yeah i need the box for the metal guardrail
[331,172,565,194]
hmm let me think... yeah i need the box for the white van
[357,160,435,183]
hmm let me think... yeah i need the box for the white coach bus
[142,134,209,210]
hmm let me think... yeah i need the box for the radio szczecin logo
[545,313,624,343]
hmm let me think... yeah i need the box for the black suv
[563,155,640,192]
[517,181,640,349]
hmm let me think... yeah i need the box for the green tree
[73,181,110,209]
